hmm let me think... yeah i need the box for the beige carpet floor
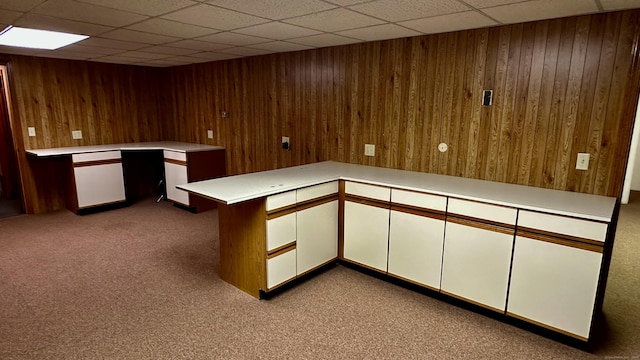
[0,195,639,359]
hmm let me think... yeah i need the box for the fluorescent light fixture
[0,26,88,50]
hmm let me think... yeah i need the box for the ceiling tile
[461,0,530,8]
[137,45,199,56]
[400,11,497,34]
[249,41,312,52]
[0,0,46,12]
[289,33,361,47]
[161,4,269,30]
[336,23,421,41]
[233,22,321,40]
[0,45,45,56]
[600,0,640,11]
[164,39,232,51]
[42,52,92,60]
[218,47,272,56]
[481,0,599,24]
[0,9,22,24]
[349,0,470,22]
[100,29,181,45]
[60,43,123,55]
[116,51,172,60]
[196,32,271,46]
[284,8,384,32]
[126,18,218,38]
[188,51,241,60]
[164,55,213,62]
[206,0,336,20]
[76,0,197,16]
[323,0,371,4]
[15,14,112,36]
[77,37,148,50]
[91,55,144,64]
[33,0,148,27]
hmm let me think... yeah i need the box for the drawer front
[266,190,296,211]
[517,210,607,242]
[74,163,126,208]
[163,150,187,162]
[448,198,516,225]
[391,189,446,212]
[165,162,189,205]
[296,181,338,203]
[267,249,297,289]
[266,213,296,251]
[345,182,390,202]
[72,150,121,163]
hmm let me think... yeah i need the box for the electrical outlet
[71,130,83,140]
[364,144,375,157]
[207,129,213,139]
[28,127,36,137]
[576,153,590,170]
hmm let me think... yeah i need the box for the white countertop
[179,161,616,222]
[26,141,225,157]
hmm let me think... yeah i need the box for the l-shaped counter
[179,161,618,344]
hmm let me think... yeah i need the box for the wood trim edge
[506,312,588,342]
[73,158,122,167]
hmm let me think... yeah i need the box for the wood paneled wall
[164,10,640,198]
[2,55,165,213]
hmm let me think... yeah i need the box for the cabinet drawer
[266,212,296,251]
[163,150,187,162]
[266,190,296,211]
[165,162,189,205]
[267,248,297,289]
[72,150,121,163]
[296,181,338,203]
[448,198,516,225]
[517,210,607,242]
[391,189,446,212]
[74,163,125,208]
[345,182,390,202]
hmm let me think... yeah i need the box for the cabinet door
[165,162,189,206]
[74,163,126,208]
[296,200,338,275]
[343,201,390,272]
[507,236,602,340]
[441,222,513,311]
[266,213,296,251]
[388,210,445,289]
[267,249,297,289]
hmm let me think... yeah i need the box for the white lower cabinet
[343,201,390,272]
[507,236,602,339]
[266,249,297,289]
[296,200,338,275]
[266,213,296,251]
[72,151,126,209]
[388,210,445,288]
[164,162,189,206]
[441,222,514,311]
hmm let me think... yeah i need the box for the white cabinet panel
[165,162,189,205]
[448,198,516,225]
[391,189,446,212]
[297,200,338,274]
[267,249,297,289]
[296,181,338,203]
[162,149,187,162]
[343,201,390,272]
[74,163,125,208]
[345,182,390,202]
[518,210,607,242]
[441,222,513,310]
[507,236,602,339]
[72,150,121,163]
[266,190,296,211]
[266,213,296,251]
[388,211,445,288]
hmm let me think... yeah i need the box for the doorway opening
[0,64,24,219]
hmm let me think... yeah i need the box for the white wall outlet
[72,130,83,140]
[207,129,213,139]
[364,144,375,157]
[438,143,448,153]
[28,127,36,137]
[576,153,590,170]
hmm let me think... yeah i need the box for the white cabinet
[266,213,296,251]
[164,150,189,206]
[297,200,338,275]
[388,189,446,289]
[343,201,390,272]
[267,248,297,289]
[72,151,126,209]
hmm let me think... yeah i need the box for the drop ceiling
[0,0,638,67]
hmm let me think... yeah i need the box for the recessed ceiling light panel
[0,26,89,50]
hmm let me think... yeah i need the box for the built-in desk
[180,161,619,345]
[27,142,225,213]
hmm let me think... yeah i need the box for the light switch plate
[28,127,36,137]
[207,129,213,139]
[576,153,590,170]
[72,130,83,140]
[364,144,375,157]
